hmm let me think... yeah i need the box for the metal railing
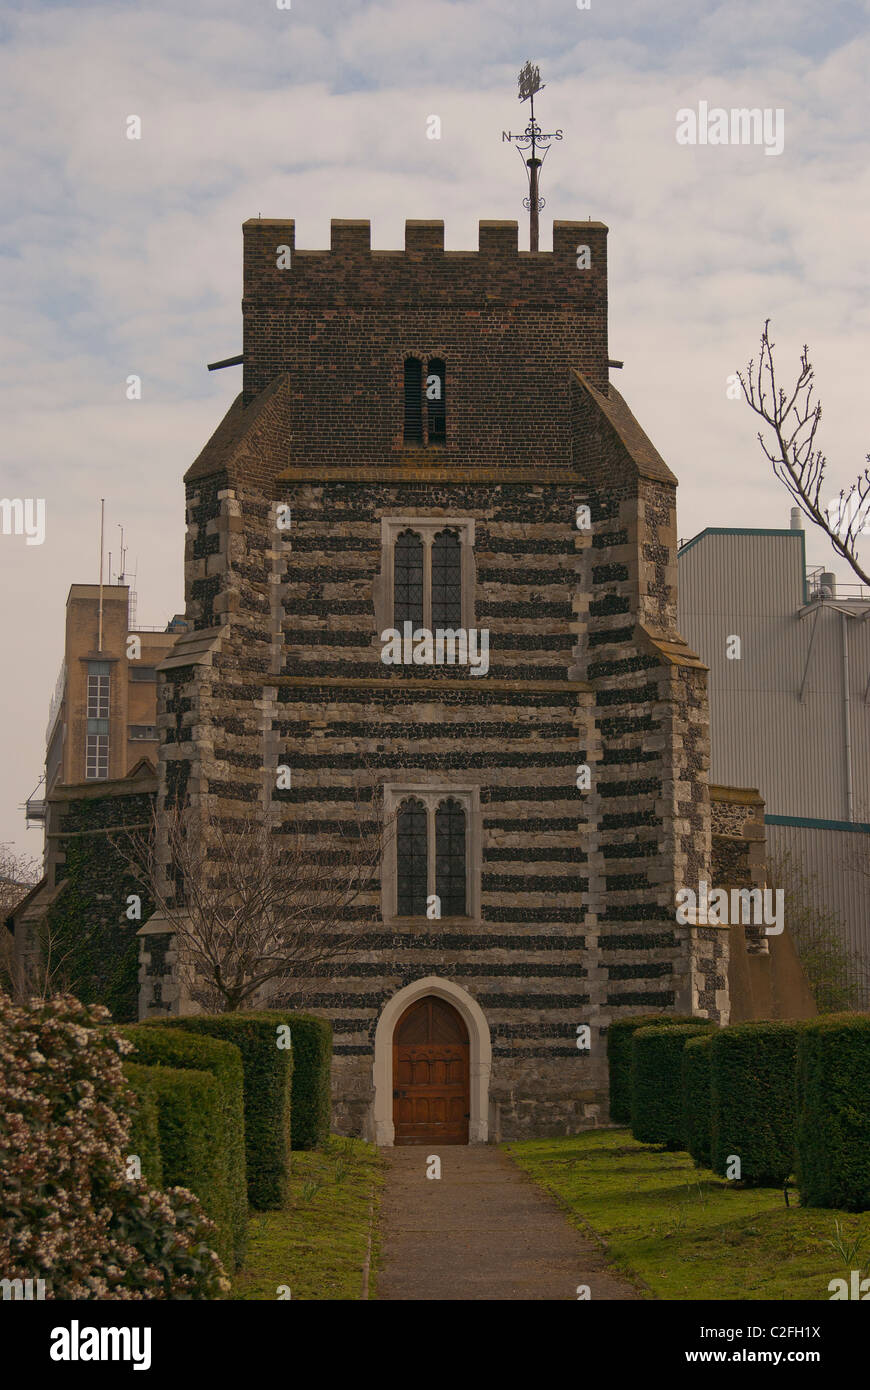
[806,566,870,602]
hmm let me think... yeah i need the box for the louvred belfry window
[426,358,446,443]
[403,358,423,443]
[394,529,424,628]
[397,798,428,916]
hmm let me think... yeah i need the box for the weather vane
[502,61,563,252]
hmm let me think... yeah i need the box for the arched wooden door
[393,996,470,1145]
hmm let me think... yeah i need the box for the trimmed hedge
[710,1020,805,1186]
[284,1013,332,1152]
[607,1014,700,1124]
[631,1023,715,1147]
[126,1063,231,1267]
[682,1034,713,1167]
[143,1012,296,1210]
[121,1026,247,1266]
[123,1062,164,1187]
[796,1013,870,1212]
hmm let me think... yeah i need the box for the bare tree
[119,791,390,1013]
[738,321,870,587]
[0,842,41,997]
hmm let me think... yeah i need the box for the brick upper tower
[241,218,609,463]
[146,215,723,1145]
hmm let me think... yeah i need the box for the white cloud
[1,0,868,850]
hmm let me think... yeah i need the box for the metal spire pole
[503,62,562,252]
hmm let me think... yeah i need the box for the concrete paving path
[376,1145,642,1301]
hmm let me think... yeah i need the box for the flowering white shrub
[0,991,231,1299]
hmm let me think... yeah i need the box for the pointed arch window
[386,524,467,630]
[431,529,462,628]
[394,529,424,628]
[435,797,466,916]
[397,797,428,916]
[385,787,478,921]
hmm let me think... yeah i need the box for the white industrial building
[678,512,870,1005]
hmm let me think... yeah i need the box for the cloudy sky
[2,0,869,855]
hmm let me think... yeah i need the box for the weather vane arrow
[502,61,563,252]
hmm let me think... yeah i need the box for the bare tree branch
[115,785,394,1013]
[0,842,41,998]
[737,321,870,588]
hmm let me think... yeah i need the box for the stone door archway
[372,976,491,1145]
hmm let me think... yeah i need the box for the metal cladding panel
[765,821,870,1006]
[678,532,870,821]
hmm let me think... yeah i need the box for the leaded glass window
[431,529,462,627]
[394,529,424,627]
[435,797,466,916]
[397,798,428,915]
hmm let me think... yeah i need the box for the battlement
[239,214,610,455]
[242,219,607,319]
[243,217,607,257]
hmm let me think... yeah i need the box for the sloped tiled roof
[572,370,678,486]
[185,373,291,484]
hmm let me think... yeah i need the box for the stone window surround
[381,782,481,923]
[373,516,477,638]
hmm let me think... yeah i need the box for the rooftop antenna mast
[97,498,105,653]
[117,523,127,583]
[503,61,562,252]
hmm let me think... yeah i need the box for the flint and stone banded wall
[154,456,717,1138]
[150,215,717,1139]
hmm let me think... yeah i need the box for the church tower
[145,213,723,1142]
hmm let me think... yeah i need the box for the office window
[129,725,157,741]
[87,662,110,719]
[85,733,109,780]
[130,666,157,682]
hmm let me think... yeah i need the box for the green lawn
[232,1136,383,1301]
[505,1129,870,1301]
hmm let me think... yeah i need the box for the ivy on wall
[42,793,155,1022]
